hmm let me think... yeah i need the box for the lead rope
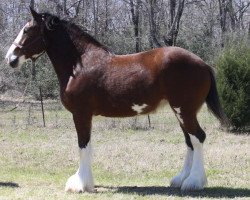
[5,25,46,112]
[8,61,33,112]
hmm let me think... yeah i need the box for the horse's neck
[45,26,108,90]
[46,47,75,89]
[46,41,107,91]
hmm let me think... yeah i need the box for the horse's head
[5,8,60,68]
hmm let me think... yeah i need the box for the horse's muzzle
[8,56,19,68]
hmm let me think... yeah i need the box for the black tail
[206,68,230,127]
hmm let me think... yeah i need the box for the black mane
[41,12,110,53]
[62,21,110,53]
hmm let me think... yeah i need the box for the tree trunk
[30,0,35,9]
[164,0,185,46]
[227,0,235,31]
[218,0,227,46]
[105,0,109,31]
[148,0,161,48]
[63,0,67,15]
[92,0,98,37]
[248,22,250,41]
[129,0,142,52]
[30,0,36,81]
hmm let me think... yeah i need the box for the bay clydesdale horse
[5,8,228,192]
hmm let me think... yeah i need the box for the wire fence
[0,97,178,132]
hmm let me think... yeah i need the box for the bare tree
[164,0,185,46]
[30,0,36,81]
[146,0,185,47]
[92,0,98,36]
[129,0,142,52]
[148,0,162,47]
[218,0,228,36]
[230,0,250,30]
[218,0,249,46]
[30,0,35,9]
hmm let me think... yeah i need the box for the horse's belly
[94,99,168,117]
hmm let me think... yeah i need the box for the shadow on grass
[0,182,19,188]
[96,185,250,198]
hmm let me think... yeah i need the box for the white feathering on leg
[65,144,94,193]
[181,134,207,191]
[170,147,193,188]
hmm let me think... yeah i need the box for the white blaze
[65,144,94,193]
[5,23,29,66]
[132,103,147,114]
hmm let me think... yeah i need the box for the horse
[5,8,228,193]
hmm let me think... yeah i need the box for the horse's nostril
[9,57,19,68]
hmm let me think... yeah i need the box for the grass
[0,104,249,199]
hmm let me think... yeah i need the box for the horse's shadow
[96,185,250,198]
[0,182,19,188]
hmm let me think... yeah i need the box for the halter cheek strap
[12,36,44,51]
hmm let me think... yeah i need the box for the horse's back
[112,46,209,73]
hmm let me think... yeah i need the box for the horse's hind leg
[170,123,193,188]
[170,106,207,191]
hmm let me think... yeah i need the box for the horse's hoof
[65,174,84,193]
[180,174,207,191]
[170,173,187,188]
[65,173,94,193]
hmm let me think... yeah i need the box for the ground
[0,104,249,200]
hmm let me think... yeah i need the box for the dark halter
[12,35,46,61]
[12,36,44,51]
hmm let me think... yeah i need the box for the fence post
[147,115,151,128]
[39,86,46,127]
[28,103,31,125]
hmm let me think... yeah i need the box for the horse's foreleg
[65,113,94,193]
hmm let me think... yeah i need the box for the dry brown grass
[0,105,249,199]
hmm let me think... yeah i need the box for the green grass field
[0,105,249,200]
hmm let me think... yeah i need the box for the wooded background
[0,0,249,99]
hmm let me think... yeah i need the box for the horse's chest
[60,91,75,112]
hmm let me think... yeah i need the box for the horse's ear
[30,7,41,22]
[46,16,60,31]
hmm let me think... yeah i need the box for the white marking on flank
[181,134,207,191]
[174,107,181,113]
[170,147,193,188]
[173,107,184,124]
[65,144,94,193]
[132,103,147,114]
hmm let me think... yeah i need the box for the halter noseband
[12,35,46,62]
